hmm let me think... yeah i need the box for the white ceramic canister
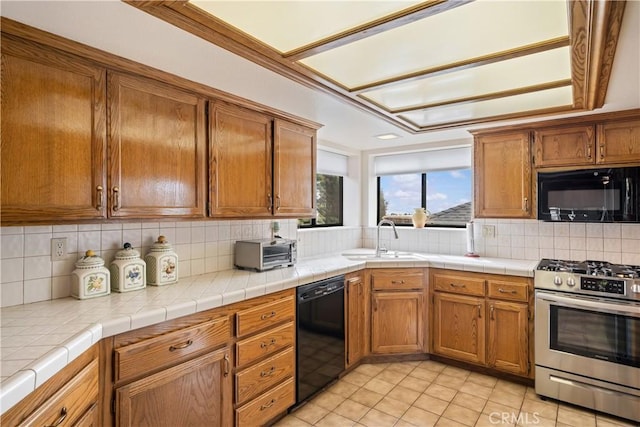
[110,243,146,293]
[71,250,111,300]
[145,235,178,286]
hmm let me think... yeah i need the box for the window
[299,149,347,228]
[299,173,343,227]
[378,168,472,227]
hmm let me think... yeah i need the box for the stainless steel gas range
[534,259,640,422]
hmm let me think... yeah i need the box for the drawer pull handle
[391,280,405,285]
[450,283,466,288]
[498,288,517,294]
[261,311,276,320]
[224,354,230,377]
[260,366,276,377]
[260,338,277,349]
[260,399,276,410]
[169,339,193,352]
[45,407,67,427]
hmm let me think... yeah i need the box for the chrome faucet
[375,219,399,257]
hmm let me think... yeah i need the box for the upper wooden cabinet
[273,119,316,218]
[533,125,595,168]
[209,102,273,217]
[597,118,640,164]
[474,131,533,218]
[209,103,317,218]
[1,36,107,224]
[107,72,207,219]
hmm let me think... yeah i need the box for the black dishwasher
[295,275,345,405]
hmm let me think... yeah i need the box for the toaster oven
[234,239,297,272]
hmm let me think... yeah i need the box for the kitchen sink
[341,250,424,260]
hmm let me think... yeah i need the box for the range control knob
[553,276,563,286]
[631,283,640,294]
[566,277,576,287]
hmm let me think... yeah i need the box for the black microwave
[537,166,640,222]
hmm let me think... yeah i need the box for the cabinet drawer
[115,316,230,382]
[371,268,424,290]
[433,272,485,296]
[235,377,295,427]
[236,347,294,404]
[236,322,295,367]
[236,296,295,338]
[487,280,529,302]
[19,358,98,427]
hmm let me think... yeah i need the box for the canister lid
[114,242,141,260]
[149,235,173,251]
[75,250,105,268]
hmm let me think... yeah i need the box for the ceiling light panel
[300,0,569,88]
[361,46,572,111]
[191,0,422,53]
[399,86,574,127]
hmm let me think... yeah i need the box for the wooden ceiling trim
[568,0,625,111]
[374,79,574,114]
[400,104,576,132]
[350,36,571,94]
[283,0,472,61]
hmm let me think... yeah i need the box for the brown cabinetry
[1,36,107,224]
[430,269,532,377]
[597,118,640,164]
[533,125,595,167]
[370,268,425,354]
[234,292,295,426]
[345,271,365,368]
[109,315,232,427]
[107,72,207,218]
[1,345,100,427]
[474,131,533,218]
[210,102,316,218]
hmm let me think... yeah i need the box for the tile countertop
[0,250,538,414]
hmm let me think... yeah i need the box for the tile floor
[274,360,637,427]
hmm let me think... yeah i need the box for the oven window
[550,306,640,368]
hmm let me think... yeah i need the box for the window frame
[299,174,344,228]
[376,169,470,228]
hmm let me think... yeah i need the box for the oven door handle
[537,292,640,318]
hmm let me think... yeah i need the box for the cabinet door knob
[112,186,120,211]
[223,354,230,377]
[276,195,281,211]
[523,197,529,212]
[96,186,103,209]
[599,144,605,159]
[490,305,495,320]
[477,304,482,318]
[587,145,592,159]
[267,193,273,211]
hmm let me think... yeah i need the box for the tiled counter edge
[0,252,537,414]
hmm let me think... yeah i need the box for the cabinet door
[108,72,206,218]
[474,132,532,218]
[1,37,106,224]
[116,348,232,427]
[432,293,485,364]
[273,119,316,217]
[487,300,529,376]
[371,291,423,354]
[533,125,595,167]
[209,102,273,217]
[346,273,364,367]
[597,119,640,164]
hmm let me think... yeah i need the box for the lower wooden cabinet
[1,345,100,427]
[115,348,232,427]
[369,268,425,355]
[345,271,365,367]
[432,292,485,364]
[430,269,532,378]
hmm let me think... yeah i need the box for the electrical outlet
[482,225,496,238]
[51,237,67,261]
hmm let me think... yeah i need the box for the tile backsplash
[2,219,640,307]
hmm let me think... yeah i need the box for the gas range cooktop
[535,259,640,301]
[536,259,640,279]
